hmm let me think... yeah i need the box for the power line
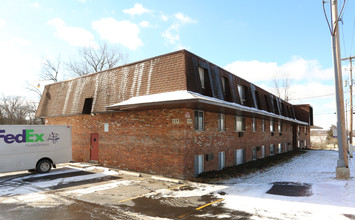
[289,93,334,101]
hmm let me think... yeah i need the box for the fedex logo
[0,129,45,144]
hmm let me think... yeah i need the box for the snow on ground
[0,165,123,207]
[219,150,355,219]
[152,150,355,219]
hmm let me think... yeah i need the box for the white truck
[0,125,72,173]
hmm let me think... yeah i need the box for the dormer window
[221,76,229,94]
[198,67,206,89]
[82,98,93,114]
[237,84,246,105]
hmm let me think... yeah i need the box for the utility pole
[342,56,355,158]
[329,0,350,179]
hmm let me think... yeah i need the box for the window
[261,119,265,132]
[218,113,226,131]
[218,151,225,170]
[305,127,307,135]
[252,118,256,132]
[278,121,282,133]
[235,149,245,165]
[198,67,206,89]
[275,98,281,115]
[82,98,93,114]
[270,119,275,132]
[252,147,257,160]
[284,143,288,152]
[270,95,275,113]
[288,143,292,151]
[278,143,282,154]
[305,140,307,148]
[285,124,288,133]
[261,145,265,158]
[270,144,275,155]
[281,103,285,115]
[235,116,246,132]
[265,95,270,112]
[237,84,246,105]
[194,155,204,176]
[221,77,228,95]
[194,111,204,131]
[250,84,258,109]
[297,126,300,134]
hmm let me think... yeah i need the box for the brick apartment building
[36,50,313,179]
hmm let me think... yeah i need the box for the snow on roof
[107,90,309,125]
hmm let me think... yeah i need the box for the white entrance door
[194,155,204,176]
[218,152,225,170]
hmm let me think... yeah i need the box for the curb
[151,176,182,184]
[118,170,142,177]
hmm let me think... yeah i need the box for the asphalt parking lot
[0,163,246,220]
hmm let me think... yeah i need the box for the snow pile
[220,150,355,219]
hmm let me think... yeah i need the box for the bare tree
[67,42,128,77]
[0,96,40,125]
[40,57,61,82]
[273,73,292,101]
[26,42,127,100]
[25,82,42,100]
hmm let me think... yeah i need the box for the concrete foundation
[336,167,350,179]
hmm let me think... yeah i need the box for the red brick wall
[45,108,301,179]
[183,112,295,176]
[46,109,190,178]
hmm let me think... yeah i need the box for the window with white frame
[278,121,282,132]
[198,67,206,89]
[218,113,226,131]
[235,148,245,165]
[235,116,246,132]
[252,118,256,132]
[194,111,204,131]
[261,145,265,158]
[278,143,282,153]
[284,143,288,152]
[252,147,257,160]
[237,84,246,105]
[270,119,275,132]
[261,119,265,132]
[218,151,225,170]
[270,144,275,155]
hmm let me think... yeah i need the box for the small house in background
[35,50,312,179]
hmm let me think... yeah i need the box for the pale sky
[0,0,355,130]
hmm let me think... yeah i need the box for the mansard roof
[36,49,311,125]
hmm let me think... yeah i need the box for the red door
[90,133,99,161]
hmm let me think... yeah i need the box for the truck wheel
[36,159,52,173]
